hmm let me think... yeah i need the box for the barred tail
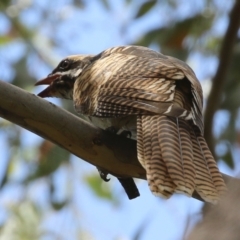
[137,115,226,203]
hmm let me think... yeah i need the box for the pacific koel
[35,45,226,203]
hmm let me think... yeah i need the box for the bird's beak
[35,73,61,98]
[35,73,61,86]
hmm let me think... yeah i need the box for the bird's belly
[80,115,137,139]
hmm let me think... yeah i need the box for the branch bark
[0,80,144,178]
[188,179,240,240]
[0,80,237,202]
[204,0,240,154]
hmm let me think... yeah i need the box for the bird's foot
[105,126,118,134]
[103,127,138,199]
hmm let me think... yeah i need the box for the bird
[35,45,227,203]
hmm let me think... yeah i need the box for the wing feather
[83,49,201,131]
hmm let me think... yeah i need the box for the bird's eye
[59,60,70,70]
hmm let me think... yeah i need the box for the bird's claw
[120,130,132,138]
[98,169,111,182]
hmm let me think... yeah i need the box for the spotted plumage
[36,45,226,203]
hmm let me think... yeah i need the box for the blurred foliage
[135,13,214,59]
[0,202,42,240]
[83,172,118,204]
[0,0,239,239]
[25,140,70,181]
[135,1,157,18]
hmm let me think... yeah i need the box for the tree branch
[187,179,240,240]
[204,0,240,154]
[0,80,144,178]
[0,80,237,202]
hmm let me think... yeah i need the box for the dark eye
[59,59,70,70]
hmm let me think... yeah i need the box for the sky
[0,0,237,239]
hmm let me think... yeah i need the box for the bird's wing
[167,55,204,134]
[76,46,203,133]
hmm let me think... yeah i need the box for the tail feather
[177,119,196,193]
[150,116,176,195]
[143,115,174,198]
[136,116,145,168]
[197,135,227,195]
[190,128,221,203]
[137,116,175,198]
[158,116,195,196]
[137,115,226,203]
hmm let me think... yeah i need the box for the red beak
[35,74,60,86]
[35,74,61,98]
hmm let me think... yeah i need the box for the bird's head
[35,55,93,99]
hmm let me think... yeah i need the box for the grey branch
[204,0,240,155]
[0,80,237,202]
[187,179,240,240]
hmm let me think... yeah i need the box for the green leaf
[24,141,70,182]
[135,1,157,18]
[0,35,13,45]
[0,0,12,9]
[51,200,68,211]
